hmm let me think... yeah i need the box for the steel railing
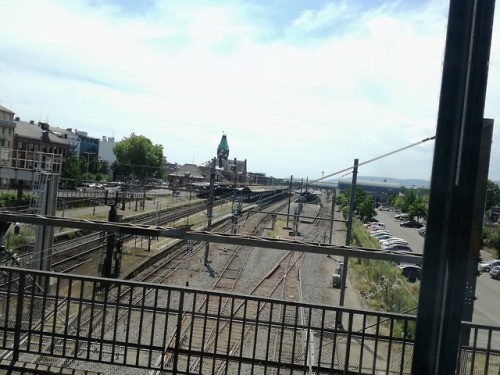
[0,266,499,374]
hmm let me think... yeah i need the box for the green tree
[357,195,376,222]
[337,187,376,221]
[486,226,500,259]
[61,155,81,181]
[110,160,131,181]
[336,193,349,211]
[113,133,165,180]
[485,180,500,210]
[391,195,406,212]
[408,197,428,222]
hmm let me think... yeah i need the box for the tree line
[60,133,166,186]
[336,180,500,258]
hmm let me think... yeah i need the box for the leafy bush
[482,226,500,258]
[349,218,419,338]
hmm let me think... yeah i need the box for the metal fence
[0,266,499,375]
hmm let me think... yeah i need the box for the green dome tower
[217,134,229,168]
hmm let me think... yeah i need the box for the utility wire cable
[312,136,436,182]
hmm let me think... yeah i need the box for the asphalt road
[375,209,500,328]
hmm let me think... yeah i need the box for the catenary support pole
[461,118,494,344]
[337,158,358,326]
[412,0,495,373]
[285,175,293,229]
[204,158,216,266]
[329,188,336,245]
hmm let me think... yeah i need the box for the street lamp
[84,152,92,182]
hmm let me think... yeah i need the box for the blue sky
[1,0,500,182]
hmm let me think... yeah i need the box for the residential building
[76,130,99,163]
[50,126,80,156]
[98,136,116,165]
[13,119,70,175]
[0,105,15,185]
[167,163,206,188]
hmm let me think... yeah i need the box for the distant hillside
[359,176,430,188]
[323,177,500,189]
[327,176,431,189]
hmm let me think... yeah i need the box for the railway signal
[100,191,125,287]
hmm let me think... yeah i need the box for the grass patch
[352,220,381,248]
[265,218,287,238]
[349,218,419,338]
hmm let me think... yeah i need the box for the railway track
[1,200,221,273]
[147,199,310,374]
[50,199,290,373]
[6,193,336,374]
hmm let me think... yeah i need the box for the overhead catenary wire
[312,136,436,183]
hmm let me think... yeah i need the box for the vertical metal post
[102,192,123,283]
[205,158,216,266]
[102,203,116,279]
[156,200,160,225]
[34,174,58,291]
[0,222,11,248]
[286,175,293,229]
[338,159,358,326]
[413,0,495,373]
[461,119,494,343]
[329,188,336,245]
[13,272,25,361]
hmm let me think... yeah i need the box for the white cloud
[1,0,499,182]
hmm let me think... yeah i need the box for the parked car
[490,266,500,280]
[400,265,422,281]
[366,225,386,231]
[365,222,385,228]
[380,238,408,247]
[384,244,413,252]
[382,241,409,249]
[479,259,500,272]
[375,234,394,241]
[417,226,426,236]
[395,213,409,220]
[400,220,424,228]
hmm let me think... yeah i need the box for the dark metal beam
[246,210,347,222]
[0,212,422,264]
[0,212,164,237]
[412,0,496,373]
[461,118,494,344]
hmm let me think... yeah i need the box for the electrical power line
[312,136,436,183]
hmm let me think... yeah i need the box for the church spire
[217,133,229,168]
